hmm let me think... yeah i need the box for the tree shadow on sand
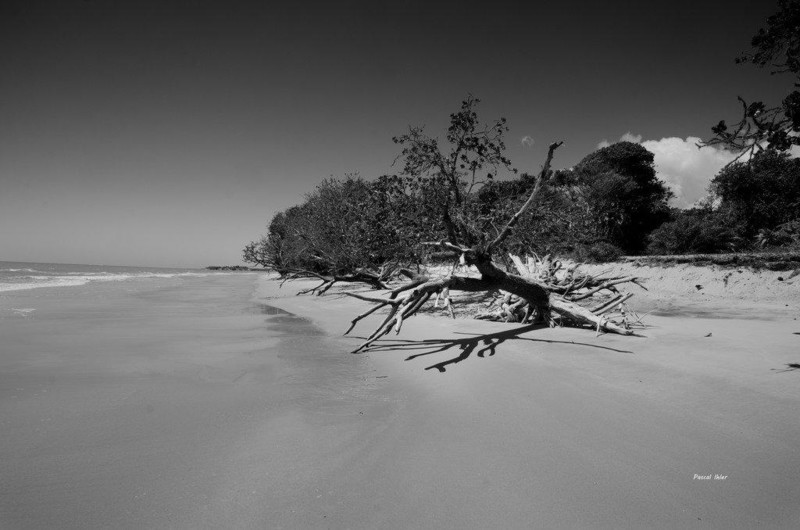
[772,363,800,373]
[356,323,635,373]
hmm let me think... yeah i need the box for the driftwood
[280,263,400,295]
[475,253,646,332]
[344,141,648,353]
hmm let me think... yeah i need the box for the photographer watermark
[693,474,728,481]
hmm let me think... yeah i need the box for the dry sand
[1,269,799,528]
[260,267,800,529]
[579,260,800,315]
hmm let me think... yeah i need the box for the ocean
[0,260,210,293]
[0,264,386,528]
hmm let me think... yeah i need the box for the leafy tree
[243,211,298,270]
[242,174,446,275]
[569,142,673,254]
[392,95,515,246]
[756,220,800,248]
[709,149,800,240]
[647,208,737,255]
[256,205,316,272]
[242,237,270,268]
[475,170,593,257]
[705,0,800,158]
[247,97,649,347]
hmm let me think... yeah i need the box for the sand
[1,270,799,528]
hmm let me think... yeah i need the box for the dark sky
[0,0,790,267]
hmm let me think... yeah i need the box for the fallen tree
[279,263,403,295]
[345,142,647,353]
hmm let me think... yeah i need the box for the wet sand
[2,273,799,528]
[0,274,385,528]
[263,278,800,529]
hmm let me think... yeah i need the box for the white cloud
[619,132,643,143]
[521,135,535,147]
[596,132,738,208]
[641,137,737,208]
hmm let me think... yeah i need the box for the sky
[0,0,792,268]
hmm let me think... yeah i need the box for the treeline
[247,0,800,273]
[245,110,800,275]
[649,150,800,254]
[244,140,679,273]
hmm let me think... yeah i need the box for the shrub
[582,242,624,263]
[756,220,800,249]
[571,142,673,254]
[710,151,800,239]
[646,210,736,255]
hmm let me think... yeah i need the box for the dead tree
[345,142,645,353]
[280,263,401,295]
[475,253,646,328]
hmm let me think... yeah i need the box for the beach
[1,269,799,528]
[0,271,371,528]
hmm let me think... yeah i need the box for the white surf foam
[0,271,215,293]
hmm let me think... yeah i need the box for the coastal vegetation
[243,1,800,344]
[242,94,798,345]
[703,0,800,159]
[654,0,800,256]
[243,100,665,344]
[244,99,800,276]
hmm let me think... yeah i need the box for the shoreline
[1,272,798,528]
[0,274,397,528]
[256,274,800,528]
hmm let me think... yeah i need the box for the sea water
[0,261,210,293]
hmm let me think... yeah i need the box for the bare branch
[487,141,563,252]
[344,292,403,305]
[420,241,469,254]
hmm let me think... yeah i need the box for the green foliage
[710,150,800,241]
[581,242,624,263]
[474,170,589,257]
[242,237,270,268]
[242,173,451,273]
[569,142,673,254]
[392,95,515,245]
[756,220,800,249]
[469,142,673,258]
[646,208,738,255]
[245,100,699,275]
[245,96,524,274]
[741,0,800,75]
[707,0,800,155]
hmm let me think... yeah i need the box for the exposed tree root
[345,141,648,353]
[280,263,400,295]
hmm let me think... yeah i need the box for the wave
[0,277,92,292]
[0,271,215,293]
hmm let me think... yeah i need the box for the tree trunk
[344,141,642,352]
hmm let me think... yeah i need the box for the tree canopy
[243,98,681,274]
[711,150,800,239]
[570,142,673,254]
[645,150,800,254]
[705,0,800,157]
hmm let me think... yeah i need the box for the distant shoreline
[206,265,263,271]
